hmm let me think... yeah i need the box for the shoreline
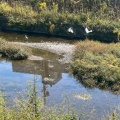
[12,42,75,64]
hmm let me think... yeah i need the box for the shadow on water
[0,31,77,43]
[32,47,62,59]
[75,77,120,95]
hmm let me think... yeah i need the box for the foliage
[113,29,120,40]
[71,40,120,94]
[0,1,119,34]
[0,38,31,60]
[39,2,46,10]
[0,2,12,15]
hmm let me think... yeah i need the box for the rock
[28,55,44,61]
[0,54,2,57]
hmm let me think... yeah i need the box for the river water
[0,31,120,120]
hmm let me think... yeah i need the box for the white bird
[25,35,28,40]
[68,27,74,33]
[85,27,92,34]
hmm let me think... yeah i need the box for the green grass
[71,40,120,94]
[0,38,31,60]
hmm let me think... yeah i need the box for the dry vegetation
[71,40,120,94]
[0,38,31,60]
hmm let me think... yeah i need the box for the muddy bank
[13,42,75,64]
[0,16,119,43]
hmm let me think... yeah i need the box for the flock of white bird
[68,27,92,34]
[20,27,92,40]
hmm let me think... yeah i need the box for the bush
[0,38,31,60]
[71,40,120,94]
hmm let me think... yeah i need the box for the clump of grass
[71,40,120,94]
[0,38,31,60]
[108,111,119,120]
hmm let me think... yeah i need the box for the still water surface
[0,31,120,119]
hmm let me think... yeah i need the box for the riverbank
[0,38,31,60]
[0,1,120,42]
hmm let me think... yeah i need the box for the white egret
[85,27,92,34]
[68,27,74,33]
[85,27,92,39]
[25,35,28,40]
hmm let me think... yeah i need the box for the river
[0,31,120,120]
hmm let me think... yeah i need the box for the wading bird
[25,35,28,40]
[85,27,92,39]
[68,27,74,33]
[85,27,92,34]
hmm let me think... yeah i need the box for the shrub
[0,2,12,15]
[71,40,120,94]
[0,38,31,60]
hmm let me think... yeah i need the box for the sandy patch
[12,42,75,64]
[28,55,44,61]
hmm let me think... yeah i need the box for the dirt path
[13,42,75,64]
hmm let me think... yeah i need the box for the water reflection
[76,78,120,95]
[12,60,67,85]
[0,56,120,120]
[12,59,67,105]
[0,31,75,43]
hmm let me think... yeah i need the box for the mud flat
[13,42,75,64]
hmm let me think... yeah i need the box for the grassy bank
[0,1,120,42]
[0,38,31,60]
[71,40,120,94]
